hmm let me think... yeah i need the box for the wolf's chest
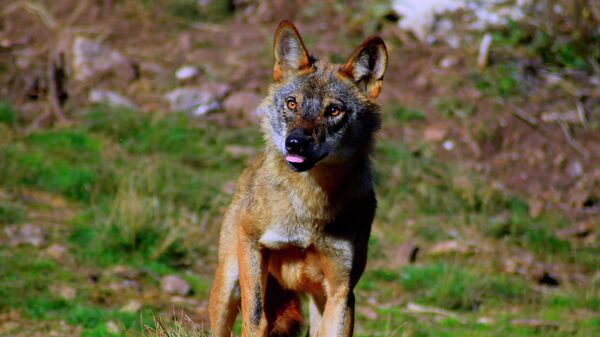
[258,223,313,249]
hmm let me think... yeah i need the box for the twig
[66,0,90,26]
[558,121,590,158]
[589,55,600,76]
[3,1,58,29]
[513,107,539,126]
[47,54,67,124]
[30,105,52,130]
[507,104,554,142]
[477,33,492,69]
[403,302,466,324]
[575,100,588,130]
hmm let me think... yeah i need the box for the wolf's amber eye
[286,97,297,110]
[326,105,343,117]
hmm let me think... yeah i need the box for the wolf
[209,20,388,337]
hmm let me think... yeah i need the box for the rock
[442,140,454,151]
[389,242,419,267]
[106,321,120,334]
[164,83,229,114]
[428,240,476,255]
[175,66,199,80]
[221,180,237,195]
[4,223,45,246]
[439,56,458,69]
[108,280,141,292]
[140,62,167,75]
[49,284,76,300]
[72,36,136,82]
[423,125,447,142]
[537,271,560,287]
[359,307,378,320]
[477,317,495,325]
[161,275,190,296]
[415,73,430,89]
[566,161,583,178]
[46,244,67,261]
[89,89,138,109]
[392,0,524,44]
[528,199,544,218]
[223,91,263,121]
[225,145,257,157]
[121,300,142,313]
[510,319,559,329]
[193,101,220,116]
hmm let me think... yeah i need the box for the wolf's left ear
[341,37,388,99]
[273,20,312,82]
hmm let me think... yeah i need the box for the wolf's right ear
[341,37,388,99]
[273,20,312,82]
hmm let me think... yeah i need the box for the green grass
[135,0,233,23]
[0,104,260,335]
[0,249,74,310]
[66,106,260,267]
[0,201,26,224]
[385,104,426,122]
[0,129,115,202]
[0,248,150,335]
[0,102,598,336]
[433,96,475,120]
[492,19,597,71]
[361,263,530,311]
[471,63,521,98]
[373,139,600,269]
[0,101,16,126]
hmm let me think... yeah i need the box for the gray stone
[89,89,138,109]
[164,83,229,114]
[175,66,199,80]
[72,36,135,82]
[49,284,76,300]
[161,275,190,296]
[193,100,221,116]
[5,223,45,246]
[223,91,262,120]
[46,244,67,261]
[566,161,584,178]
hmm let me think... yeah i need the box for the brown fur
[209,20,387,337]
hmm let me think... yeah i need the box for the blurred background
[0,0,599,336]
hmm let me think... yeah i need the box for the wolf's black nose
[285,128,311,154]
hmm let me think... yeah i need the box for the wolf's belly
[267,246,325,294]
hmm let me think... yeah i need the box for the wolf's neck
[265,146,373,199]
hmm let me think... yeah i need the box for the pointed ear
[273,20,312,82]
[341,37,388,99]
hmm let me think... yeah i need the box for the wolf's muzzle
[285,128,311,155]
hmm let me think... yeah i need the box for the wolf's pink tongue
[286,155,305,163]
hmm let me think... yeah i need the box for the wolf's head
[260,21,388,172]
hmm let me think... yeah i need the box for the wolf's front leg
[208,252,241,337]
[238,232,269,337]
[316,236,363,337]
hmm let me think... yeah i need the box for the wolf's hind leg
[265,275,303,337]
[307,293,325,337]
